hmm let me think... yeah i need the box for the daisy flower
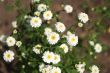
[78,22,84,27]
[38,4,47,12]
[94,43,102,53]
[16,41,22,47]
[30,17,42,28]
[6,36,16,47]
[53,54,61,64]
[44,27,52,36]
[47,32,60,45]
[13,29,17,34]
[33,44,42,54]
[89,40,95,46]
[39,63,45,72]
[55,22,66,33]
[44,65,53,73]
[32,0,40,3]
[75,62,86,73]
[67,31,73,36]
[0,35,6,42]
[43,10,53,20]
[64,5,73,13]
[78,12,89,23]
[34,11,41,16]
[67,34,78,46]
[90,65,100,73]
[3,50,15,62]
[50,67,61,73]
[12,21,17,28]
[42,51,54,63]
[60,44,69,53]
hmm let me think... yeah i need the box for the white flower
[53,54,61,64]
[67,34,78,46]
[24,15,31,19]
[44,65,53,73]
[33,44,41,54]
[78,12,89,23]
[94,43,102,53]
[90,65,100,73]
[64,5,73,13]
[13,29,17,34]
[42,51,54,63]
[44,27,52,36]
[78,22,84,27]
[67,31,73,36]
[39,64,53,73]
[47,32,60,45]
[3,50,14,62]
[43,10,53,20]
[55,22,66,33]
[16,41,22,47]
[38,4,47,12]
[39,63,45,72]
[6,36,16,47]
[75,62,86,73]
[30,17,42,28]
[60,44,69,53]
[34,11,41,16]
[89,41,95,46]
[51,67,61,73]
[0,35,6,42]
[32,0,40,3]
[12,21,17,28]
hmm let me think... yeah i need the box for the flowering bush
[0,0,104,73]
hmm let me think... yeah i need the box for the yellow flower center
[33,19,38,23]
[6,54,11,58]
[54,71,58,73]
[71,37,75,42]
[46,13,50,17]
[51,36,56,40]
[47,55,51,59]
[54,56,58,60]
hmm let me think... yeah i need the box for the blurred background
[0,0,110,73]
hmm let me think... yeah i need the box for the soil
[0,0,110,73]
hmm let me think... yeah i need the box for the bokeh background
[0,0,110,73]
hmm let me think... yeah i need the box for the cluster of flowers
[0,0,101,73]
[39,63,61,73]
